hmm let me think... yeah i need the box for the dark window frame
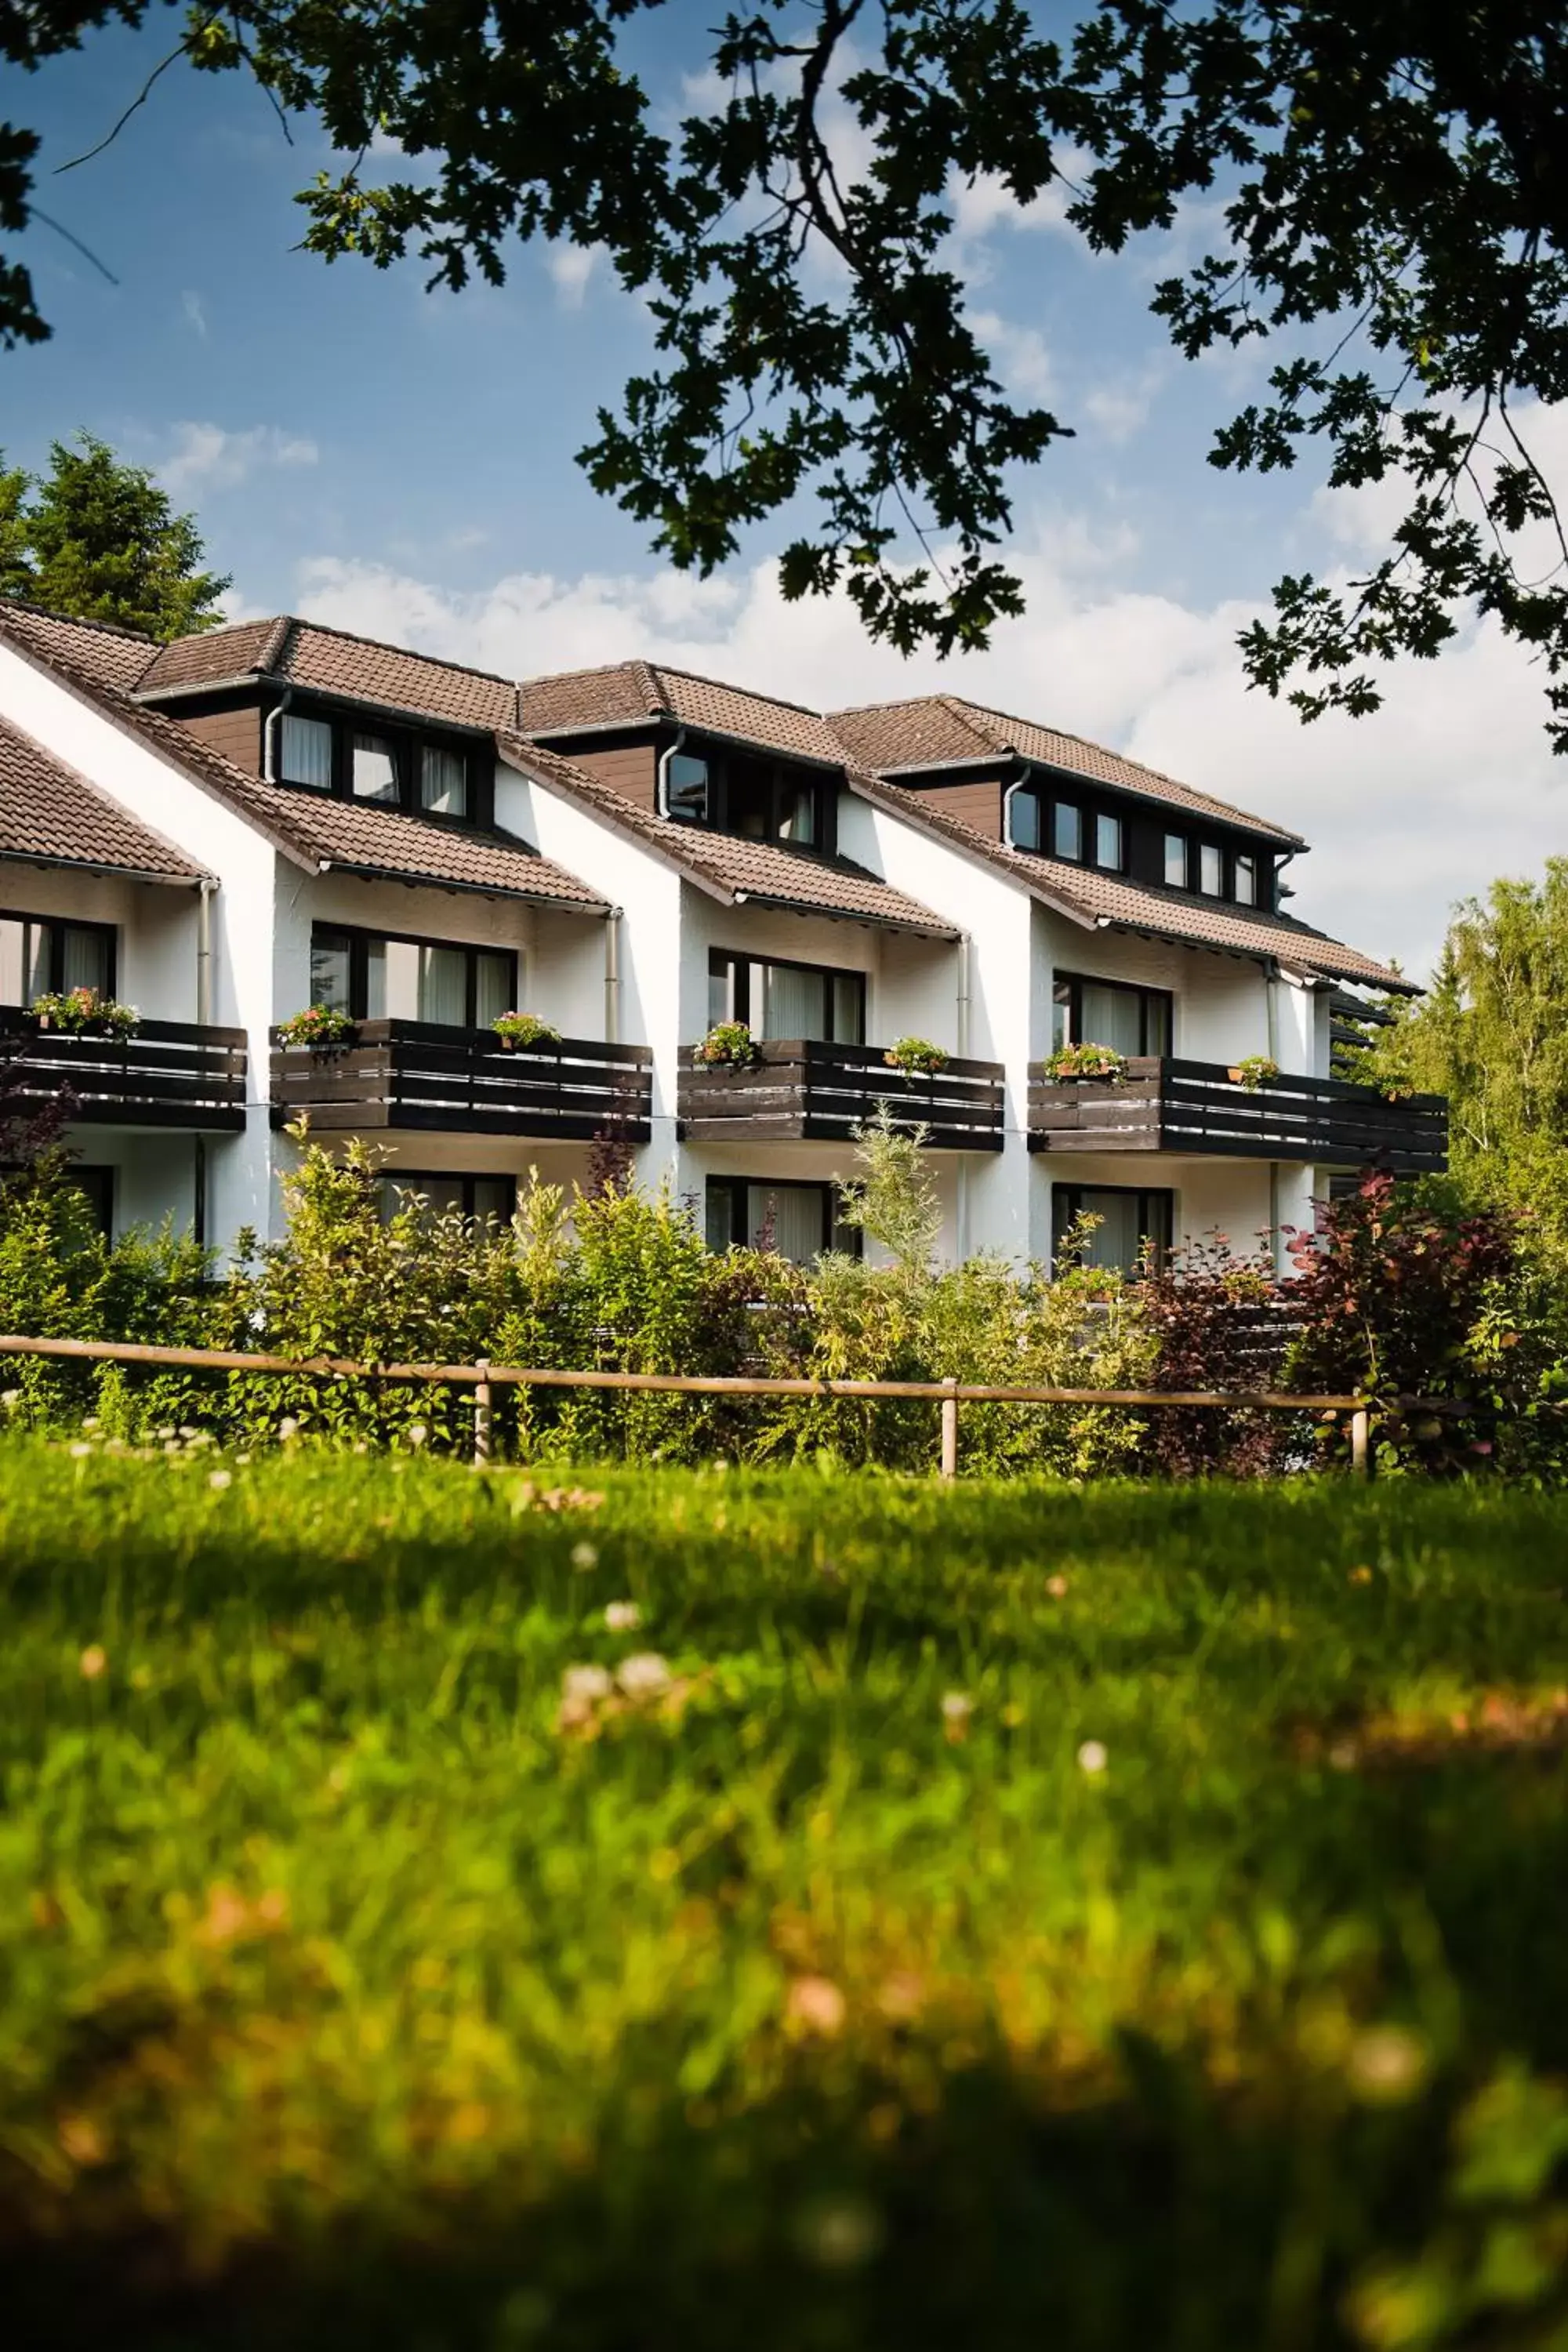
[1051,970,1173,1058]
[0,909,118,1001]
[1007,777,1126,875]
[663,739,834,853]
[704,1175,863,1262]
[378,1171,517,1224]
[309,921,518,1029]
[1051,1182,1173,1275]
[274,699,489,829]
[706,947,866,1044]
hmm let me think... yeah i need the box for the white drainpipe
[956,933,972,1261]
[604,908,622,1044]
[261,686,293,782]
[655,725,688,817]
[194,878,216,1249]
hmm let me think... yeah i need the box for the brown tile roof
[0,608,607,913]
[847,768,1408,991]
[0,601,160,694]
[520,660,846,762]
[0,712,208,886]
[830,693,1306,848]
[499,731,958,938]
[136,616,520,732]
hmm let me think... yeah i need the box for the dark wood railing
[0,1010,247,1131]
[1028,1055,1446,1174]
[270,1022,652,1142]
[679,1039,1004,1152]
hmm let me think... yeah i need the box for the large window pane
[1079,982,1144,1057]
[1053,802,1083,861]
[1095,812,1123,870]
[310,927,354,1012]
[0,917,32,1003]
[666,753,710,824]
[351,731,400,804]
[369,938,415,1020]
[707,953,735,1029]
[1164,833,1188,887]
[1199,843,1224,895]
[281,713,333,790]
[420,743,468,818]
[831,971,866,1044]
[1051,978,1073,1051]
[60,924,111,996]
[419,944,468,1026]
[1144,993,1171,1057]
[749,1183,825,1265]
[470,1177,515,1225]
[705,1181,737,1252]
[728,757,773,840]
[777,781,818,844]
[1233,852,1256,906]
[761,959,828,1040]
[474,952,513,1029]
[1010,788,1042,851]
[1053,1186,1171,1275]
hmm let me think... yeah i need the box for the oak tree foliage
[6,3,1568,732]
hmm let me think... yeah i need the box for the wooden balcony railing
[1028,1055,1446,1174]
[270,1022,652,1142]
[679,1040,1005,1152]
[0,1011,247,1131]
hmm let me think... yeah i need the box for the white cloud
[158,423,320,496]
[547,244,601,309]
[1080,362,1164,445]
[180,290,208,341]
[289,511,1568,982]
[971,310,1056,403]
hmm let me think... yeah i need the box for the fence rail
[0,1330,1379,1478]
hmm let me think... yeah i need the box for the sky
[7,5,1566,980]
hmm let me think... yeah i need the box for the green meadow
[2,1442,1567,2350]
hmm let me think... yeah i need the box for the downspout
[1266,962,1281,1277]
[655,724,688,818]
[604,908,622,1044]
[194,880,216,1250]
[261,685,293,782]
[956,933,972,1261]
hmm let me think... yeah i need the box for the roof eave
[731,887,958,942]
[313,854,608,916]
[497,736,736,906]
[0,848,209,889]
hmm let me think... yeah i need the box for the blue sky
[9,9,1566,975]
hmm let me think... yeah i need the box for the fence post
[1349,1406,1370,1479]
[939,1376,960,1481]
[473,1360,492,1468]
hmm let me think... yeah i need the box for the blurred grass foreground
[3,1440,1568,2350]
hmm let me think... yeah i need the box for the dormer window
[1163,833,1187,887]
[1199,843,1224,896]
[1009,783,1123,873]
[666,752,711,825]
[1095,812,1124,871]
[1053,801,1083,861]
[662,744,826,848]
[1233,851,1257,906]
[272,702,485,825]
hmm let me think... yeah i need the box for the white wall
[0,864,199,1022]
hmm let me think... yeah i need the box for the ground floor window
[378,1171,517,1224]
[1052,971,1171,1058]
[0,913,115,1004]
[705,1177,862,1265]
[1051,1183,1172,1274]
[707,949,865,1044]
[311,924,517,1029]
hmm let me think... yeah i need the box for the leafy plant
[1230,1054,1279,1091]
[492,1011,561,1051]
[883,1036,949,1076]
[29,987,138,1039]
[691,1021,762,1068]
[1044,1042,1130,1083]
[277,1004,358,1049]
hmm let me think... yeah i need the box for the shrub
[1138,1231,1298,1477]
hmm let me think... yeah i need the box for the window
[1052,971,1171,1058]
[666,752,711,825]
[705,1178,861,1265]
[1233,851,1257,907]
[1094,811,1124,870]
[379,1172,516,1225]
[1199,843,1224,896]
[706,949,865,1044]
[1163,833,1188,888]
[0,913,114,1004]
[309,924,517,1029]
[1053,801,1083,861]
[420,742,469,818]
[1009,787,1041,851]
[281,712,333,791]
[273,704,487,822]
[1051,1185,1172,1275]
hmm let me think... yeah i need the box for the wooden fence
[0,1330,1379,1479]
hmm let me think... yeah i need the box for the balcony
[1028,1056,1446,1174]
[679,1040,1005,1152]
[0,1011,247,1131]
[270,1022,652,1142]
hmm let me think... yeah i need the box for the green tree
[1350,862,1568,1270]
[5,4,1568,720]
[0,434,228,635]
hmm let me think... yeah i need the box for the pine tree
[0,434,228,637]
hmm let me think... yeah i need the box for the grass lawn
[3,1441,1568,2350]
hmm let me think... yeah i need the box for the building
[0,599,1443,1270]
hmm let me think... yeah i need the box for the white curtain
[281,713,332,790]
[418,946,468,1026]
[351,732,400,803]
[474,952,513,1029]
[750,1183,823,1264]
[421,744,467,816]
[1078,982,1143,1056]
[310,931,354,1012]
[760,960,826,1040]
[60,926,110,996]
[1073,1190,1145,1272]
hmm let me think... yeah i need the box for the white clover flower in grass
[277,1417,299,1443]
[615,1652,673,1700]
[561,1663,613,1707]
[604,1601,642,1632]
[209,1469,232,1492]
[67,1442,92,1460]
[81,1417,100,1433]
[407,1422,429,1450]
[570,1541,599,1572]
[1,1390,20,1410]
[1076,1740,1109,1776]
